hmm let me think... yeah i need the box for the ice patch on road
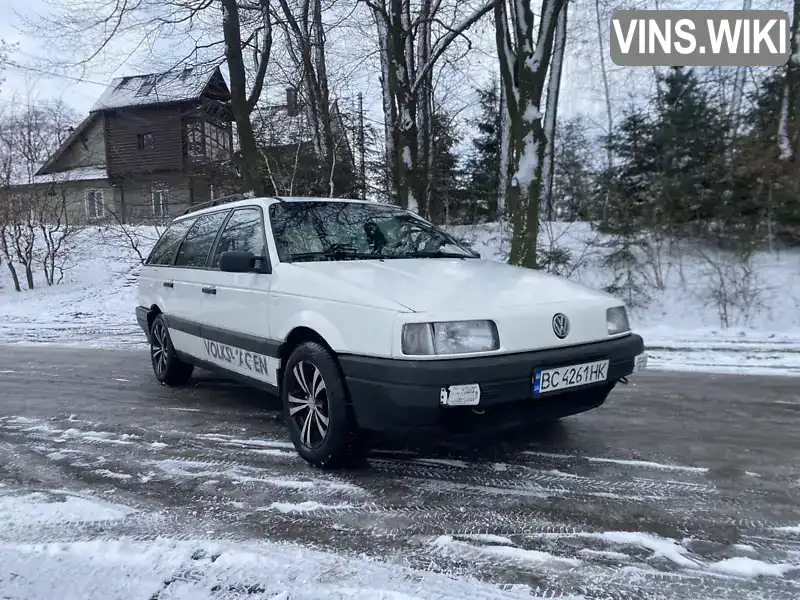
[586,457,708,474]
[709,557,798,578]
[263,478,316,489]
[197,433,295,450]
[268,501,355,514]
[457,534,515,545]
[578,548,631,561]
[92,469,133,481]
[411,458,470,469]
[584,531,699,568]
[0,491,135,525]
[431,535,581,568]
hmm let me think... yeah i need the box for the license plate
[533,359,609,395]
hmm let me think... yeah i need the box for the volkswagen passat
[136,196,647,467]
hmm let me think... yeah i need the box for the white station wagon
[136,195,647,467]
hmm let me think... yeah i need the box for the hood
[292,258,614,312]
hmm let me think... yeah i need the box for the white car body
[136,196,646,461]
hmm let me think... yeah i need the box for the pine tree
[552,117,595,221]
[465,80,501,220]
[426,109,464,224]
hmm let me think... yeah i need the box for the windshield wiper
[390,250,475,259]
[289,245,378,262]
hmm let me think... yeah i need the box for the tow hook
[619,376,629,385]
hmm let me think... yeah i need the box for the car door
[139,216,197,321]
[195,206,278,388]
[167,209,230,356]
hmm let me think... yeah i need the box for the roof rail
[181,192,253,216]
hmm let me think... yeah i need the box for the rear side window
[210,208,267,268]
[146,217,197,265]
[174,210,229,268]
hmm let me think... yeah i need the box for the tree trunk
[222,0,267,195]
[541,2,568,222]
[496,0,565,269]
[5,261,21,292]
[594,0,613,221]
[780,0,800,160]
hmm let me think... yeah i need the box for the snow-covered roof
[91,66,222,111]
[6,165,108,187]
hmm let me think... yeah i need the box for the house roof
[7,165,108,187]
[34,112,102,177]
[91,65,226,111]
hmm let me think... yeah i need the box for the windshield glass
[268,201,474,262]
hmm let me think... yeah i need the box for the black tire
[149,314,194,386]
[282,341,361,468]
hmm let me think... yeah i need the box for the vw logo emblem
[552,313,569,339]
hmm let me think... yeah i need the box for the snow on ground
[0,487,564,600]
[1,221,799,375]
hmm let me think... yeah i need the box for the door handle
[162,281,174,288]
[201,286,217,295]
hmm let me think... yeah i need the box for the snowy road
[1,346,799,599]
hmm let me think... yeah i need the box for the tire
[149,314,194,386]
[282,341,361,468]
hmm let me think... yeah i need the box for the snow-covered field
[1,222,799,375]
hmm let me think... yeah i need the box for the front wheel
[282,341,361,468]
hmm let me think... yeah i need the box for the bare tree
[728,0,752,142]
[23,0,273,194]
[540,1,568,223]
[495,0,566,268]
[778,0,800,160]
[0,98,84,290]
[276,0,338,194]
[364,0,492,215]
[594,0,613,222]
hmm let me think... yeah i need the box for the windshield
[268,201,475,262]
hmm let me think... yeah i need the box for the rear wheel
[150,314,194,386]
[282,341,361,468]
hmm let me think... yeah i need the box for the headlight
[607,306,630,335]
[402,321,499,355]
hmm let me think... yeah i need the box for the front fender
[272,303,397,357]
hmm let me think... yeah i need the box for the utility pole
[358,92,366,200]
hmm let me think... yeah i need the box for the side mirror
[219,250,263,273]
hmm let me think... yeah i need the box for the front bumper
[339,333,645,434]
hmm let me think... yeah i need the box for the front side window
[152,182,169,218]
[146,217,197,265]
[85,189,105,219]
[174,210,229,268]
[268,202,474,262]
[211,208,267,268]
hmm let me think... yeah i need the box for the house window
[85,189,105,219]
[137,133,155,150]
[204,121,229,159]
[187,122,204,157]
[152,182,170,218]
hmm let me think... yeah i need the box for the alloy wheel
[288,361,330,449]
[151,321,169,377]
